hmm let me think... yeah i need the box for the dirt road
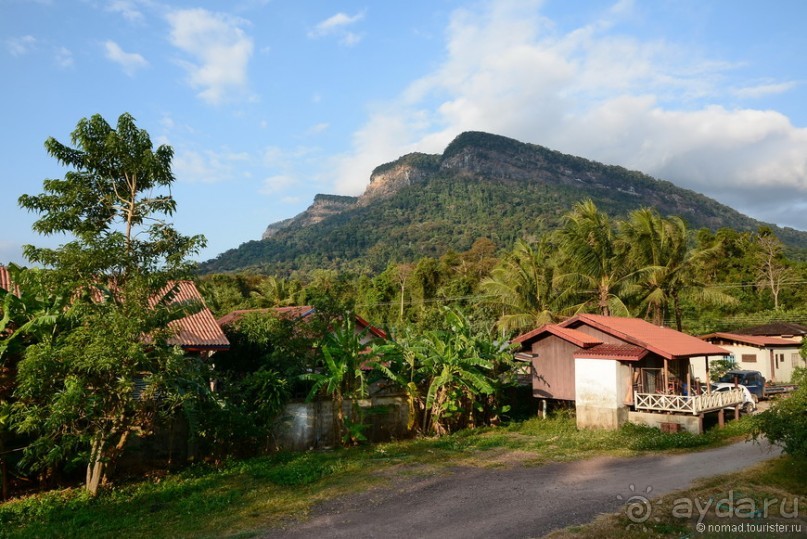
[267,440,781,538]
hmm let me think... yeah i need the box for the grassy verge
[547,455,807,538]
[0,414,755,538]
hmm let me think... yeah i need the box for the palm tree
[619,208,688,325]
[555,200,634,316]
[619,208,738,330]
[480,237,560,333]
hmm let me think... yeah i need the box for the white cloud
[260,174,296,195]
[54,46,74,68]
[167,8,254,104]
[173,148,249,184]
[327,0,807,230]
[308,11,365,46]
[107,0,145,23]
[733,82,798,99]
[7,35,36,56]
[104,40,148,76]
[307,122,330,135]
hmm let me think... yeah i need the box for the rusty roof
[157,281,230,351]
[700,332,798,348]
[733,322,807,337]
[560,314,729,360]
[0,267,228,352]
[512,324,602,348]
[0,265,10,293]
[573,343,648,361]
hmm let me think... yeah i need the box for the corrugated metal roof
[700,332,798,348]
[573,343,648,361]
[0,265,10,293]
[157,281,230,351]
[560,314,729,359]
[512,324,602,348]
[733,322,807,337]
[1,268,228,352]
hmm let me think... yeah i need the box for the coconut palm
[619,208,688,325]
[619,208,738,329]
[555,200,634,316]
[480,237,561,333]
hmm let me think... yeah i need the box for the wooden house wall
[530,336,579,400]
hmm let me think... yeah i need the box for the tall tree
[556,200,633,316]
[480,237,560,333]
[619,209,688,326]
[12,113,207,495]
[19,112,204,284]
[754,228,794,311]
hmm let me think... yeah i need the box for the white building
[695,333,804,383]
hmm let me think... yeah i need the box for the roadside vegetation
[0,414,756,539]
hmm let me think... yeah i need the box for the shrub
[753,367,807,457]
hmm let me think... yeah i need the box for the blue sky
[2,0,807,266]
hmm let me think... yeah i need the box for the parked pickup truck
[763,383,798,398]
[718,370,765,401]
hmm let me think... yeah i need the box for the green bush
[753,367,807,457]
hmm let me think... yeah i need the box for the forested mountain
[200,131,807,274]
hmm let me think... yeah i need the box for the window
[741,354,757,363]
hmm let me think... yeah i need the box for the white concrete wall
[628,411,702,434]
[691,345,802,383]
[272,396,410,450]
[574,358,630,430]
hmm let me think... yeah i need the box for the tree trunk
[86,435,105,496]
[333,390,344,446]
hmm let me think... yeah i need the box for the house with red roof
[512,314,739,433]
[0,265,229,356]
[697,332,804,384]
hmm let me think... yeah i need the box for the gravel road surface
[267,439,781,538]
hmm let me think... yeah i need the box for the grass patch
[0,414,756,538]
[546,455,807,539]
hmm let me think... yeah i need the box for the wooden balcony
[634,388,744,415]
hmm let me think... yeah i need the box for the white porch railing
[634,388,744,415]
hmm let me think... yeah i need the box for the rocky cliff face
[262,194,357,239]
[358,152,439,205]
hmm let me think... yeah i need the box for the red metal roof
[560,314,729,360]
[0,268,228,352]
[700,332,798,348]
[157,281,230,351]
[573,343,648,361]
[0,265,11,294]
[512,324,602,348]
